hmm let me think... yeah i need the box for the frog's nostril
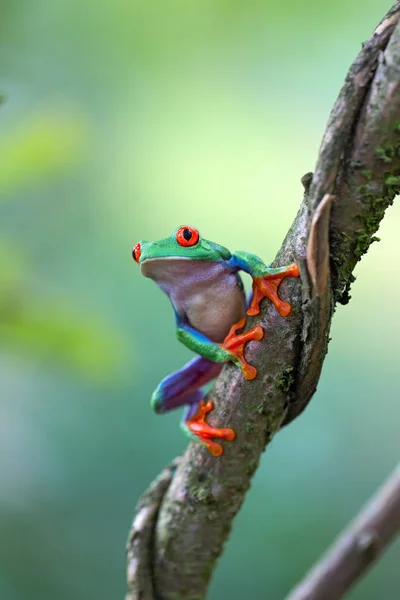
[132,242,141,263]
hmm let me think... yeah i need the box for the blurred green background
[1,1,399,598]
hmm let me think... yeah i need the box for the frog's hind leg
[181,398,235,457]
[151,356,235,456]
[151,356,223,413]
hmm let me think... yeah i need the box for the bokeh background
[1,1,399,598]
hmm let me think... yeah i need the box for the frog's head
[132,226,231,279]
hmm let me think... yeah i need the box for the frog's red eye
[176,226,199,247]
[132,242,141,263]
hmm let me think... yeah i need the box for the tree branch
[286,465,400,600]
[126,460,180,600]
[126,3,400,599]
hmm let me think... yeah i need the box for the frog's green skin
[133,226,299,456]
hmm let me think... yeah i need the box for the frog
[132,225,299,456]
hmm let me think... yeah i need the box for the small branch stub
[306,193,334,298]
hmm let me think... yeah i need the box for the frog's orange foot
[186,400,235,457]
[247,263,300,317]
[221,317,263,381]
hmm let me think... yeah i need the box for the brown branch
[126,3,400,599]
[126,459,180,600]
[286,465,400,600]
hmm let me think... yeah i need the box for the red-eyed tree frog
[132,226,299,456]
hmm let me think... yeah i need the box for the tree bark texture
[126,4,400,599]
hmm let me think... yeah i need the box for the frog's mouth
[140,256,192,280]
[141,257,223,286]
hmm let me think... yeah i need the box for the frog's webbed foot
[221,317,263,380]
[183,399,235,457]
[247,263,300,317]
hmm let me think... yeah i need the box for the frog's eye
[176,226,199,247]
[132,242,141,263]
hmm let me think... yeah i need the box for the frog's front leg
[230,251,300,317]
[151,356,234,456]
[176,319,263,381]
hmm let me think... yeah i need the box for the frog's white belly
[141,258,246,343]
[183,275,245,342]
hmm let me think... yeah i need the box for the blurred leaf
[0,243,128,384]
[0,301,128,384]
[0,240,25,289]
[0,108,88,196]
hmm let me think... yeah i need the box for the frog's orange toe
[206,441,223,457]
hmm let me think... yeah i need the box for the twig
[286,465,400,600]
